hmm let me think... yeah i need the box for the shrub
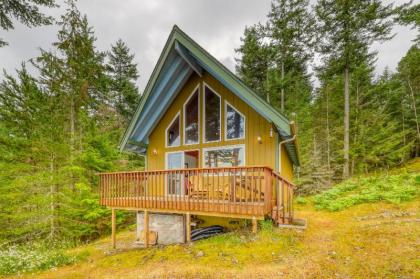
[312,173,420,211]
[0,242,84,275]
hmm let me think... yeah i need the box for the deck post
[144,210,149,248]
[252,217,257,233]
[111,208,116,249]
[185,212,191,243]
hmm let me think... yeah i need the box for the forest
[0,0,418,267]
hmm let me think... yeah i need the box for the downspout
[278,135,296,176]
[277,122,297,223]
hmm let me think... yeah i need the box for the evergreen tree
[397,2,420,42]
[0,0,56,46]
[266,0,315,113]
[397,45,420,156]
[315,0,395,178]
[0,1,137,243]
[235,24,270,100]
[107,39,140,121]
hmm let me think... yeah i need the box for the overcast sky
[0,0,418,91]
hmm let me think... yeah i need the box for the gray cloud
[0,0,417,91]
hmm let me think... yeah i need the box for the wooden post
[252,217,257,233]
[186,213,191,243]
[264,168,273,213]
[144,210,149,248]
[111,208,116,249]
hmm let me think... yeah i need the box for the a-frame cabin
[99,26,299,247]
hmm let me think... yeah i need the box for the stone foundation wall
[136,212,185,245]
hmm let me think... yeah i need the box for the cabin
[99,26,299,247]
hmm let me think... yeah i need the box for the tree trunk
[70,97,75,191]
[343,65,350,179]
[49,153,55,238]
[70,97,75,155]
[266,66,270,104]
[281,61,285,113]
[407,79,420,155]
[326,88,331,184]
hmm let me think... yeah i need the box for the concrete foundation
[136,212,185,245]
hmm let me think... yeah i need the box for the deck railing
[99,166,294,223]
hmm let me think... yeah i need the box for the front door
[166,151,199,196]
[166,152,183,195]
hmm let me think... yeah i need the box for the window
[166,112,180,147]
[225,102,245,140]
[204,85,221,142]
[203,145,245,168]
[184,87,199,145]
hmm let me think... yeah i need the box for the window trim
[203,82,222,143]
[165,150,184,196]
[224,100,246,141]
[202,144,246,168]
[165,149,200,196]
[183,84,200,146]
[165,111,181,148]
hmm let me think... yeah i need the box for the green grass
[21,199,419,279]
[312,171,420,211]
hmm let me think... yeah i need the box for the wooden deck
[99,166,294,223]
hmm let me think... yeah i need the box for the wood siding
[146,72,279,172]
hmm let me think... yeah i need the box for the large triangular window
[225,102,245,140]
[204,85,221,142]
[166,112,180,147]
[183,87,199,145]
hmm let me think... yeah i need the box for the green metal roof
[120,25,299,166]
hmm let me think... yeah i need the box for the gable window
[225,102,245,140]
[204,85,221,142]
[166,112,180,147]
[184,87,199,145]
[203,145,245,168]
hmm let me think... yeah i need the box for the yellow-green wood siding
[147,72,283,172]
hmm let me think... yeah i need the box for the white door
[166,152,183,195]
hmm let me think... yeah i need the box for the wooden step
[271,206,292,224]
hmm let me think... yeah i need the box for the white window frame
[224,100,246,141]
[165,111,181,148]
[203,82,222,143]
[202,144,246,168]
[183,84,200,146]
[165,151,185,196]
[165,149,200,196]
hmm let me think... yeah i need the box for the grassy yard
[4,160,419,278]
[6,198,418,279]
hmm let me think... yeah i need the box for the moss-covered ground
[5,198,416,279]
[7,159,419,279]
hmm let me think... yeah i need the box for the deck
[99,166,294,223]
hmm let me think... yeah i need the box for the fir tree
[397,45,420,156]
[235,24,270,100]
[315,0,395,178]
[107,39,140,121]
[0,0,56,46]
[266,0,315,113]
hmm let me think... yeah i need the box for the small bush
[0,242,84,275]
[259,220,273,232]
[295,197,308,205]
[313,173,420,211]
